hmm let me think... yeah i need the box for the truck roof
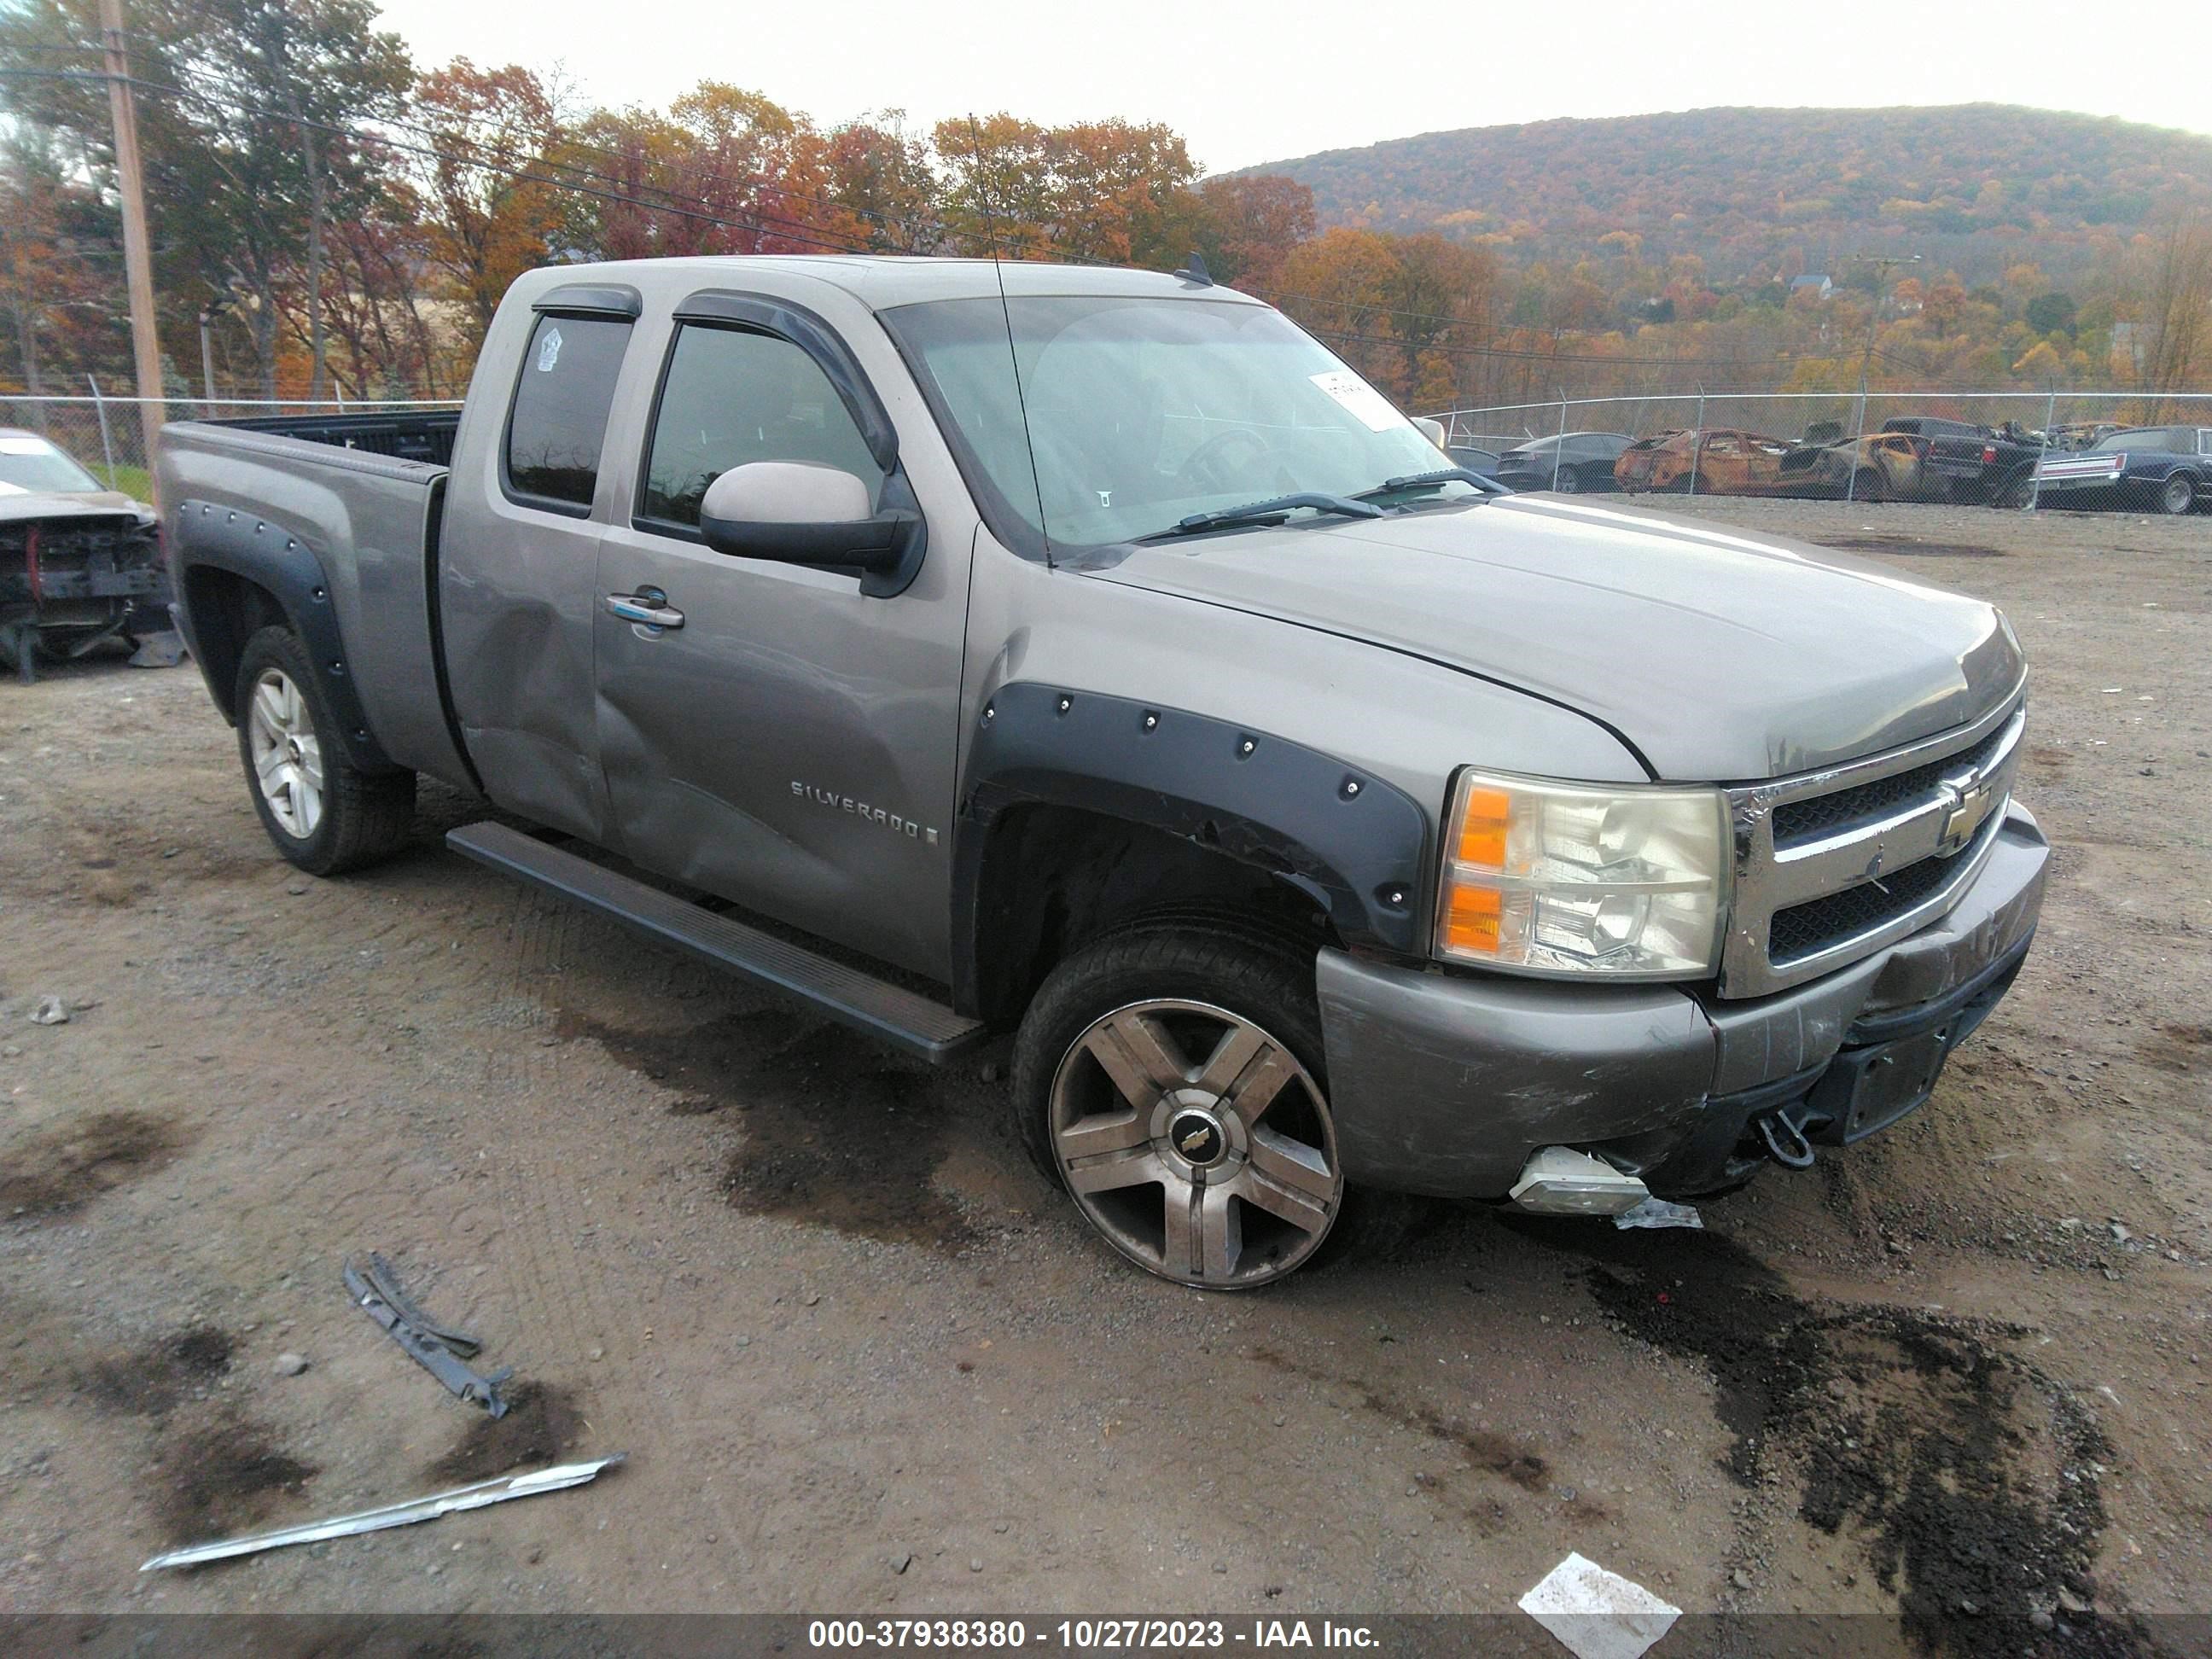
[509,255,1266,313]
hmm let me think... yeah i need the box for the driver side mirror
[697,461,918,569]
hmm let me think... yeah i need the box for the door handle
[605,589,684,631]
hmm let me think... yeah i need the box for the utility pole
[98,0,166,493]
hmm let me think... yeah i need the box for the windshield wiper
[1140,492,1384,540]
[1353,467,1502,501]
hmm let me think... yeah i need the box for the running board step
[446,821,987,1064]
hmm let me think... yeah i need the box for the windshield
[882,294,1466,550]
[0,434,102,494]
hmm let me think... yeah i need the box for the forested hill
[1244,105,2212,284]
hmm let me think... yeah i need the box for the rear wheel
[1014,925,1398,1289]
[235,625,415,875]
[1994,470,2035,510]
[1552,466,1582,494]
[2159,474,2197,515]
[1848,467,1888,504]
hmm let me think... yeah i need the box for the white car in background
[0,428,172,684]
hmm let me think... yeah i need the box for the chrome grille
[1772,719,2011,847]
[1720,695,2025,998]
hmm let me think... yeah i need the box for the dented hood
[1086,495,2022,782]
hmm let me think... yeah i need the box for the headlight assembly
[1435,770,1729,979]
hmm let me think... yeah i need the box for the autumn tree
[412,60,562,348]
[2126,211,2212,407]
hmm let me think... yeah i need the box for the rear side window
[505,313,633,510]
[639,323,882,529]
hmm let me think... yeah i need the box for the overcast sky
[368,0,2209,173]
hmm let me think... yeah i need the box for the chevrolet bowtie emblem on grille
[1936,765,1996,856]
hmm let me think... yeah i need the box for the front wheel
[2159,474,2197,515]
[234,625,416,875]
[1013,927,1360,1289]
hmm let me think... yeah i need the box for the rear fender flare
[951,682,1433,1013]
[171,498,394,771]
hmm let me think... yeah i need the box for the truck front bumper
[1316,802,2049,1200]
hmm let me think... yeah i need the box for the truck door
[440,301,636,843]
[592,298,973,983]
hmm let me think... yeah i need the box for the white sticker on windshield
[1308,369,1403,433]
[0,436,57,455]
[537,326,563,373]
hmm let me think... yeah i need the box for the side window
[640,323,883,529]
[504,312,634,509]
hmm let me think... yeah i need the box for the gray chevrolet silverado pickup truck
[158,256,2047,1289]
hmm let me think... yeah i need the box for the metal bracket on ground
[343,1253,511,1417]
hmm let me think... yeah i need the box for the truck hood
[1085,495,2021,781]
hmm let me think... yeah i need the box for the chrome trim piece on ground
[139,1457,625,1571]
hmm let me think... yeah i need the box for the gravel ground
[0,496,2206,1653]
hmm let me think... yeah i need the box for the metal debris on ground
[1612,1196,1704,1231]
[343,1252,511,1416]
[138,1455,624,1571]
[127,631,188,669]
[29,995,69,1026]
[1518,1551,1682,1659]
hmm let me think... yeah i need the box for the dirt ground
[1,497,2206,1652]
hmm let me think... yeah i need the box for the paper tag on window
[537,326,563,373]
[1308,369,1403,433]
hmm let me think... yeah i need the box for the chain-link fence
[0,393,463,498]
[1428,389,2212,508]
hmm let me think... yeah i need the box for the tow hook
[1756,1107,1819,1170]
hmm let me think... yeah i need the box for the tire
[1848,468,1887,504]
[1011,923,1406,1289]
[1552,466,1582,494]
[234,625,415,876]
[2159,474,2197,516]
[1994,470,2034,510]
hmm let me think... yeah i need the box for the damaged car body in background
[0,428,176,683]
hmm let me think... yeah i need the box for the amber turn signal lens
[1455,785,1511,868]
[1442,883,1502,954]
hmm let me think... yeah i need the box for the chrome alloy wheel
[1047,998,1342,1288]
[246,667,324,839]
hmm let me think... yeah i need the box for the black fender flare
[170,498,396,771]
[950,682,1433,1015]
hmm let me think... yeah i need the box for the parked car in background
[1615,428,1797,496]
[1446,444,1501,479]
[1878,416,2043,508]
[0,428,169,684]
[1775,428,1934,502]
[1493,432,1633,493]
[2033,426,2209,515]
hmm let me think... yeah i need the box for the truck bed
[212,408,462,467]
[157,415,470,789]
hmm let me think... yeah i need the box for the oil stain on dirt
[0,1109,184,1216]
[426,1380,585,1484]
[2139,1023,2209,1076]
[154,1410,319,1545]
[1820,536,2006,559]
[86,1324,235,1416]
[1249,1346,1550,1492]
[1511,1217,2149,1656]
[560,1006,977,1251]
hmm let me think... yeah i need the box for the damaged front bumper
[1317,802,2050,1202]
